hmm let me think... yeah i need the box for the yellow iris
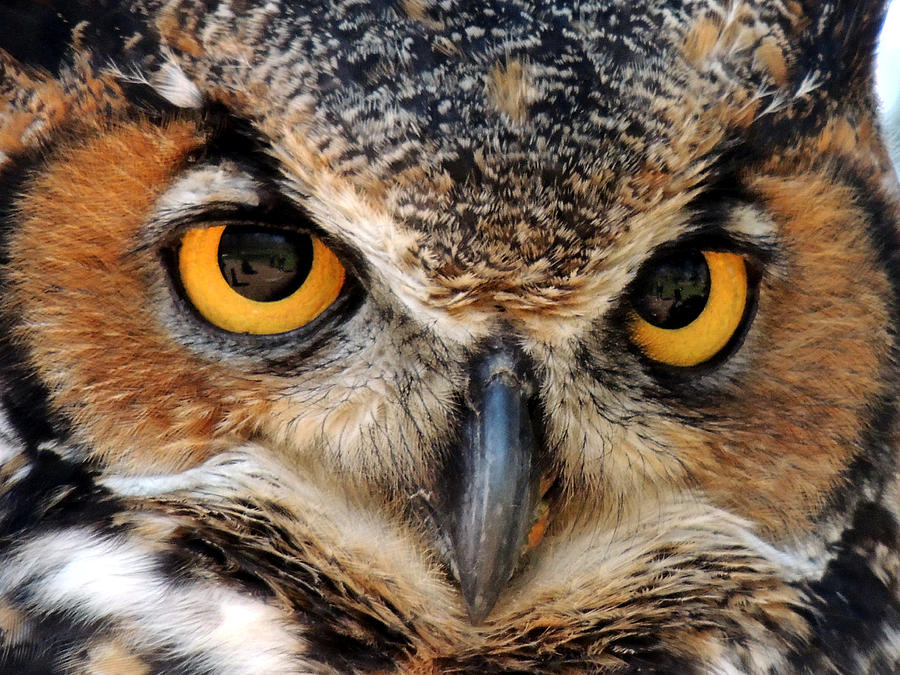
[629,251,747,367]
[178,225,345,334]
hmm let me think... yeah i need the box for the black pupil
[632,250,711,329]
[218,226,314,302]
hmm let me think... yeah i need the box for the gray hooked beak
[445,339,542,624]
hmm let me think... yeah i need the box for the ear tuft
[0,2,157,77]
[795,1,890,102]
[0,1,73,74]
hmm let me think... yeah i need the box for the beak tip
[465,603,492,626]
[449,502,529,625]
[459,575,502,625]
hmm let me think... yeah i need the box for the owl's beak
[446,339,541,624]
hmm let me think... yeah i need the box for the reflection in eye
[217,227,314,302]
[631,249,711,329]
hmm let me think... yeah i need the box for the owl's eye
[178,224,345,334]
[627,249,748,367]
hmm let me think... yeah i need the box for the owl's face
[1,0,898,671]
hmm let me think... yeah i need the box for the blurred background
[879,0,900,167]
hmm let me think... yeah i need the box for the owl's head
[0,0,898,667]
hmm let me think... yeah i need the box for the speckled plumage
[0,0,898,672]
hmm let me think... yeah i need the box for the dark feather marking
[792,502,900,670]
[0,450,119,539]
[821,160,900,521]
[1,611,171,675]
[0,2,72,76]
[0,153,66,451]
[0,0,161,76]
[151,498,413,672]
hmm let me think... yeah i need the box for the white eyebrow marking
[725,204,778,240]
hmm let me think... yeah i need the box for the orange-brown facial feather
[7,119,280,472]
[680,5,793,88]
[662,170,894,536]
[0,51,128,165]
[485,58,534,124]
[156,6,206,59]
[79,640,153,675]
[0,600,30,651]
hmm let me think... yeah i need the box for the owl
[0,0,897,672]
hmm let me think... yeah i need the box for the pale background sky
[878,1,900,113]
[878,1,900,163]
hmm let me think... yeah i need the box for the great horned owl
[0,0,897,672]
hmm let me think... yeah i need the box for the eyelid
[141,163,335,250]
[131,172,262,264]
[678,204,780,262]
